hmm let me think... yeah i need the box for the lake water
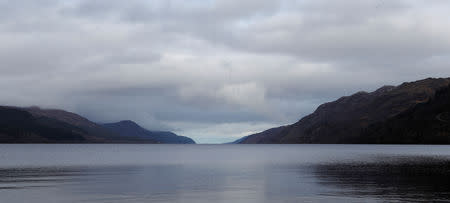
[0,144,449,202]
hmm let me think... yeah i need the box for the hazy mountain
[22,106,129,142]
[102,120,196,144]
[224,135,250,144]
[0,106,195,143]
[237,77,450,144]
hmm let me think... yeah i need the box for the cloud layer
[1,0,450,143]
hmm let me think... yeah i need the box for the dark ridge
[238,77,450,144]
[0,106,195,143]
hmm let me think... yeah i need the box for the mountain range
[236,77,450,144]
[2,77,450,144]
[0,106,195,144]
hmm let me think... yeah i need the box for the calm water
[0,145,449,203]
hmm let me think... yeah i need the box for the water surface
[0,144,449,202]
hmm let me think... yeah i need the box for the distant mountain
[102,120,196,144]
[22,106,132,143]
[226,136,249,144]
[238,77,450,144]
[0,106,195,144]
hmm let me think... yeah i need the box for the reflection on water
[312,156,450,202]
[0,145,449,202]
[0,167,84,189]
[0,165,273,203]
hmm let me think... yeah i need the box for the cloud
[1,0,450,143]
[218,82,267,111]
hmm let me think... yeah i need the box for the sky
[1,0,450,143]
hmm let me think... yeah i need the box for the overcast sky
[1,0,450,143]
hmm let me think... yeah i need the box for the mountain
[0,106,160,143]
[225,135,250,144]
[22,106,128,142]
[0,106,194,143]
[359,84,450,144]
[237,77,450,144]
[0,106,88,143]
[102,120,196,144]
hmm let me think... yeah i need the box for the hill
[0,106,195,143]
[237,77,450,144]
[102,120,195,144]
